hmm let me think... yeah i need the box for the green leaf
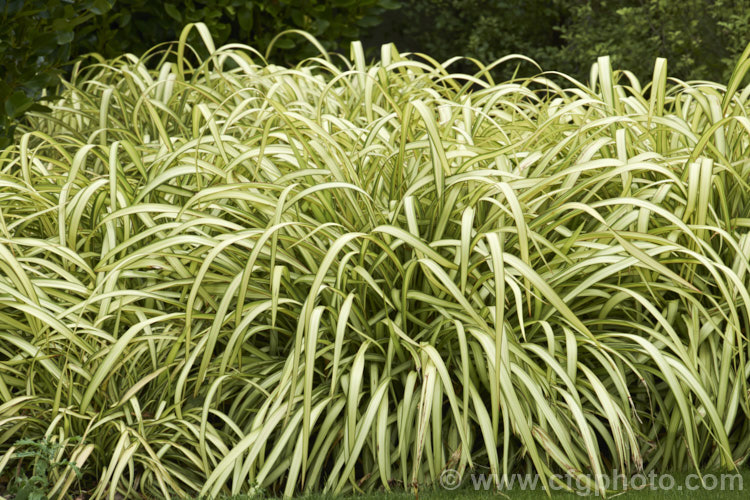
[5,91,33,118]
[164,3,182,22]
[55,30,74,45]
[357,15,381,27]
[237,7,253,31]
[379,0,401,9]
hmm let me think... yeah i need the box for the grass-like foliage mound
[1,23,750,499]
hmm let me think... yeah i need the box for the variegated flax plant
[0,22,749,500]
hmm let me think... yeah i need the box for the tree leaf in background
[163,3,182,23]
[4,91,33,119]
[237,6,253,31]
[55,30,74,45]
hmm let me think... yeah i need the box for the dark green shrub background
[1,0,114,149]
[78,0,401,62]
[3,0,750,149]
[368,0,750,82]
[0,0,399,148]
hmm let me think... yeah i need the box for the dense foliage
[4,0,750,150]
[368,0,566,79]
[1,25,749,498]
[0,0,115,149]
[373,0,750,82]
[559,0,750,83]
[0,0,399,149]
[79,0,400,62]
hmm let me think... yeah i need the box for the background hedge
[3,0,750,148]
[368,0,750,82]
